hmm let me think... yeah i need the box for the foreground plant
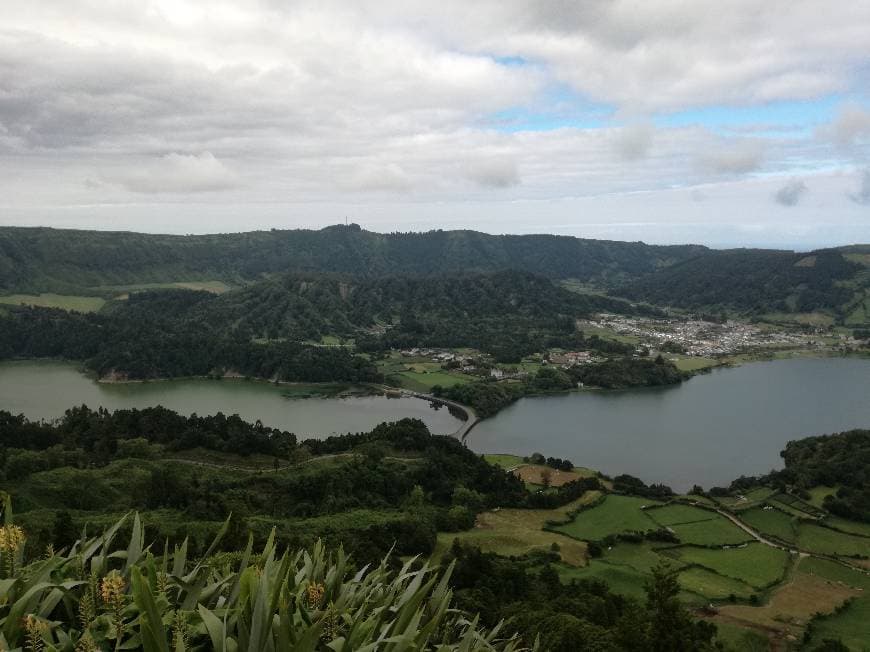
[0,494,531,651]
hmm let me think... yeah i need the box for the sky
[1,1,869,249]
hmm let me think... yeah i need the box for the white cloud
[823,104,870,148]
[104,152,240,193]
[613,123,654,161]
[774,178,808,206]
[463,158,521,188]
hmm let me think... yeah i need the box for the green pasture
[806,596,870,652]
[550,495,660,541]
[646,503,718,527]
[483,454,525,469]
[669,517,752,546]
[806,485,839,508]
[797,523,870,557]
[668,543,790,588]
[677,567,755,601]
[740,507,797,543]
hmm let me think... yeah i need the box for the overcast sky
[1,1,869,249]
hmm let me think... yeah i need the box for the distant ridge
[0,224,706,294]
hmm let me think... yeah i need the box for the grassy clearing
[806,485,839,509]
[483,454,525,469]
[799,557,870,590]
[710,622,769,652]
[602,542,684,574]
[646,503,718,527]
[392,370,472,391]
[797,523,870,557]
[669,543,790,588]
[551,494,660,541]
[0,293,106,312]
[432,493,601,567]
[669,517,753,546]
[669,356,720,372]
[678,567,755,601]
[513,464,589,488]
[740,507,797,543]
[558,560,650,601]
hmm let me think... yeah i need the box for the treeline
[614,248,865,317]
[0,224,707,294]
[434,358,684,417]
[0,301,381,382]
[764,429,870,522]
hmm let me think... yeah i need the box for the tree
[540,468,552,490]
[644,563,717,651]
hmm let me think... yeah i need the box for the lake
[467,356,870,490]
[2,358,869,490]
[0,361,463,437]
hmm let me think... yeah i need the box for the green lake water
[0,361,463,437]
[2,358,869,490]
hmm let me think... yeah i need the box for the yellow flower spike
[305,582,325,609]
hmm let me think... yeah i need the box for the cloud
[104,152,240,193]
[824,104,870,147]
[848,169,870,205]
[613,123,653,160]
[774,178,808,206]
[699,141,765,175]
[464,158,521,188]
[343,163,412,192]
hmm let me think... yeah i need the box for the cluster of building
[547,351,592,367]
[582,315,820,357]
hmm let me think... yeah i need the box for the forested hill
[612,246,870,319]
[0,224,706,293]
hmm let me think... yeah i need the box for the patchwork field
[513,464,591,488]
[668,543,790,588]
[678,567,755,601]
[797,523,870,557]
[668,516,752,546]
[432,492,602,567]
[550,494,661,540]
[646,503,719,527]
[740,507,797,543]
[0,293,106,312]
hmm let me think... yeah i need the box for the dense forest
[763,429,870,522]
[0,271,656,376]
[0,224,707,294]
[613,247,869,318]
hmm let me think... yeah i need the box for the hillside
[612,247,870,323]
[0,224,706,293]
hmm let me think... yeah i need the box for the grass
[711,622,769,652]
[550,495,660,541]
[557,560,650,601]
[391,370,472,391]
[806,485,839,509]
[669,356,720,372]
[602,542,683,574]
[668,543,790,588]
[797,523,870,558]
[513,465,589,488]
[678,567,755,600]
[483,454,525,469]
[824,516,870,538]
[431,493,601,567]
[0,293,106,312]
[740,507,797,543]
[646,503,719,527]
[669,516,753,546]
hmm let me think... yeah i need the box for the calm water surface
[2,358,869,490]
[0,361,463,437]
[467,357,870,490]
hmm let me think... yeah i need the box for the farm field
[0,293,106,312]
[669,516,752,546]
[824,515,870,538]
[677,567,755,601]
[740,507,797,543]
[807,485,838,508]
[377,353,475,392]
[668,356,720,372]
[797,523,870,557]
[646,503,719,527]
[550,494,660,541]
[513,464,588,488]
[432,492,602,567]
[715,561,861,645]
[807,596,870,651]
[667,543,790,588]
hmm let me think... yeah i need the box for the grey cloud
[613,123,653,161]
[774,179,808,206]
[103,153,241,193]
[848,169,870,205]
[464,158,521,188]
[700,142,765,175]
